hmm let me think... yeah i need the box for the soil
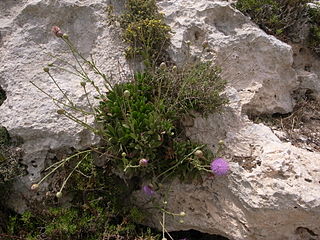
[251,98,320,152]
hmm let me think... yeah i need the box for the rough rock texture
[0,0,129,210]
[132,1,320,240]
[1,0,320,240]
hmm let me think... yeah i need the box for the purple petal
[143,185,155,196]
[210,158,229,176]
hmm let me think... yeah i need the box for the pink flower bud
[51,26,63,37]
[139,158,148,166]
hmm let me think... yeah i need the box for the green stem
[59,152,90,192]
[30,81,94,116]
[47,71,74,106]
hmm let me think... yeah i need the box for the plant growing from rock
[235,0,320,56]
[23,0,230,238]
[108,0,171,67]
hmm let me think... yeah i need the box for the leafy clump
[309,4,320,54]
[97,61,227,183]
[109,0,171,66]
[6,159,159,240]
[235,0,320,55]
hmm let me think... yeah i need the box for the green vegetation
[97,62,226,183]
[235,0,320,55]
[109,0,171,66]
[6,160,158,239]
[3,0,229,239]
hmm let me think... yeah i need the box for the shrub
[109,0,171,66]
[235,0,320,55]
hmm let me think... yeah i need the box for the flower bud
[123,90,130,98]
[80,81,86,87]
[62,33,69,39]
[194,150,204,158]
[218,140,224,145]
[179,219,184,224]
[51,26,63,37]
[172,66,177,71]
[159,62,166,69]
[121,152,127,157]
[180,211,186,217]
[57,109,65,115]
[31,184,39,191]
[43,67,49,73]
[139,158,148,166]
[56,191,63,198]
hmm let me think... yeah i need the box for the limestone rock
[159,0,298,115]
[0,0,129,210]
[1,0,320,239]
[131,1,320,240]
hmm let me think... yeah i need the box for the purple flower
[210,158,229,176]
[142,185,155,196]
[139,158,149,166]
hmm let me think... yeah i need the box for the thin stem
[155,145,204,181]
[47,71,74,106]
[59,152,89,192]
[82,85,95,114]
[30,81,94,116]
[37,149,92,185]
[162,211,165,239]
[62,111,100,135]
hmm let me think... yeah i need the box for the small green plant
[235,0,320,56]
[108,0,171,66]
[308,4,320,54]
[96,62,227,183]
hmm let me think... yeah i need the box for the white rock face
[160,0,298,115]
[133,1,320,240]
[1,0,320,240]
[0,0,129,209]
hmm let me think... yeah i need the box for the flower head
[31,184,39,191]
[142,185,155,196]
[51,26,63,37]
[210,158,229,176]
[194,150,204,158]
[139,158,148,166]
[56,191,63,198]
